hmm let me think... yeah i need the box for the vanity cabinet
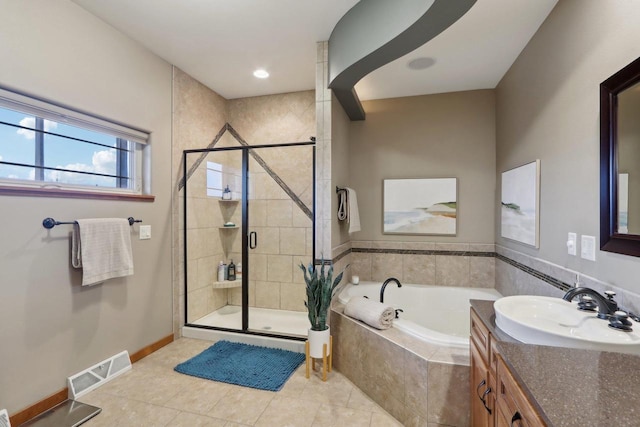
[470,308,546,427]
[470,309,495,427]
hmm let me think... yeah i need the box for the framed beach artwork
[383,178,457,235]
[501,160,540,247]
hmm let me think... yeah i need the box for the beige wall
[348,90,496,243]
[0,0,173,414]
[496,0,640,292]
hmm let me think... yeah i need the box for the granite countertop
[470,300,640,427]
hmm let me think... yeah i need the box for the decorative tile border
[178,124,227,190]
[179,122,313,220]
[352,248,495,257]
[226,124,313,219]
[495,253,572,293]
[327,244,574,293]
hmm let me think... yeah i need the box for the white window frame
[0,87,151,196]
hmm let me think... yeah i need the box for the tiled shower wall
[174,66,317,330]
[227,160,314,312]
[185,157,242,322]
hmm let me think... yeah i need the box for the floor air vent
[0,409,10,427]
[67,351,131,399]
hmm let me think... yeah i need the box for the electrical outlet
[581,235,596,261]
[139,225,151,240]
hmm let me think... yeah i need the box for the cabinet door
[471,341,494,427]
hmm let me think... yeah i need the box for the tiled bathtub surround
[348,241,495,287]
[331,306,471,426]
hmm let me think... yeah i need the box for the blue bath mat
[174,340,305,391]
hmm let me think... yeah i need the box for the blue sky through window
[0,106,123,188]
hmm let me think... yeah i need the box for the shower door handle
[249,231,257,249]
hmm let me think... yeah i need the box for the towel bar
[42,217,142,229]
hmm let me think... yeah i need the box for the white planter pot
[308,327,331,358]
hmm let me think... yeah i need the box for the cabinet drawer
[496,356,546,427]
[471,308,491,361]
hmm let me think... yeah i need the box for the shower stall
[182,141,315,339]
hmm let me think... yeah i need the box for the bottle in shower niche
[222,185,232,200]
[228,259,236,281]
[217,261,226,282]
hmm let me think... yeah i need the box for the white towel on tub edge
[343,296,395,330]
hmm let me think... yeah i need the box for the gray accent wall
[0,0,173,415]
[347,90,496,243]
[496,0,640,294]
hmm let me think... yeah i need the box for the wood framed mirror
[601,56,640,256]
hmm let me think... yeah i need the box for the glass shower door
[246,144,314,337]
[184,142,314,338]
[184,148,243,331]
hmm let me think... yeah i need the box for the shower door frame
[182,141,316,341]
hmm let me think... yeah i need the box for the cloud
[17,117,58,140]
[8,174,19,179]
[0,155,3,161]
[92,149,116,174]
[47,149,117,186]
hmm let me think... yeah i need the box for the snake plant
[300,259,345,331]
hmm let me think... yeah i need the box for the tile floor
[79,338,403,426]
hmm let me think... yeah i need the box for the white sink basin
[494,295,640,354]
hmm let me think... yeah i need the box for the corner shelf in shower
[212,279,242,289]
[218,226,239,229]
[218,199,239,203]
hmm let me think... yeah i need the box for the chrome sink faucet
[380,277,402,303]
[562,287,618,319]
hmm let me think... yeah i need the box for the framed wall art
[501,160,540,247]
[383,178,457,235]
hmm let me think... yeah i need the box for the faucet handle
[604,290,617,299]
[609,310,633,331]
[577,295,598,312]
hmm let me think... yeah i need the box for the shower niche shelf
[212,279,241,289]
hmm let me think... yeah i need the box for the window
[0,87,149,196]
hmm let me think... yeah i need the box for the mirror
[600,57,640,256]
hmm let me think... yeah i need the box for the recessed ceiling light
[407,57,436,70]
[253,69,269,79]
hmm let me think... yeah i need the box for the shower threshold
[192,305,311,337]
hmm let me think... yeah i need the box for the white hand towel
[72,218,134,286]
[345,187,361,234]
[344,297,395,330]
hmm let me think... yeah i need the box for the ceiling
[72,0,559,102]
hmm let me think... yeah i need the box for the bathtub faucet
[562,287,618,319]
[380,277,402,303]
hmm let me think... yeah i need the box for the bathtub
[338,281,502,348]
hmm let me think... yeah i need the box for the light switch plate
[139,225,151,240]
[581,235,596,261]
[567,232,577,256]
